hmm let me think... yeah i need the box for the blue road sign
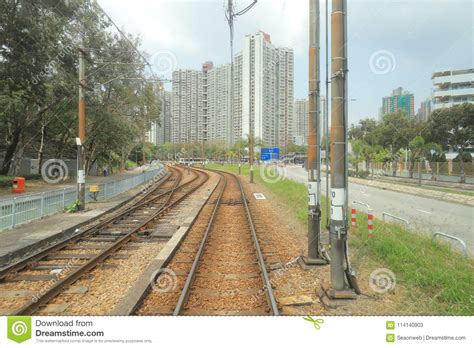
[261,147,280,161]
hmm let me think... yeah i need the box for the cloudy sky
[98,0,473,125]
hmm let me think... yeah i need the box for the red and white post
[368,208,374,233]
[351,208,356,227]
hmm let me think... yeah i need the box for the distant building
[276,47,295,148]
[154,90,172,145]
[235,31,294,147]
[294,99,308,145]
[171,69,201,143]
[207,63,233,144]
[380,87,415,119]
[293,96,326,146]
[170,31,295,147]
[431,68,474,110]
[416,98,432,122]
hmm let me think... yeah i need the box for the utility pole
[77,46,87,211]
[226,0,257,183]
[238,145,241,174]
[329,0,356,297]
[249,134,254,183]
[201,140,205,167]
[325,0,330,228]
[302,0,327,267]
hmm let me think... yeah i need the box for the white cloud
[98,0,472,122]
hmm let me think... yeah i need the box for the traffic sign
[261,147,280,161]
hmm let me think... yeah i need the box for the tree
[349,139,365,174]
[0,0,161,177]
[408,135,441,184]
[428,104,474,183]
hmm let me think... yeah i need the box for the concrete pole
[330,0,349,291]
[77,46,86,211]
[304,0,326,265]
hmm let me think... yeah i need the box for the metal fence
[0,168,164,231]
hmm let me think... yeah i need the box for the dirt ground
[240,174,410,315]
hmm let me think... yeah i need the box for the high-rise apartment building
[276,47,294,148]
[171,69,201,143]
[147,90,172,146]
[155,90,172,145]
[380,87,415,119]
[416,98,432,122]
[233,53,244,143]
[208,63,232,143]
[172,62,233,144]
[235,31,294,147]
[293,97,326,146]
[431,68,474,110]
[294,99,308,146]
[169,31,294,148]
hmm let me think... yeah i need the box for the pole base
[326,288,357,300]
[317,282,357,309]
[298,255,328,270]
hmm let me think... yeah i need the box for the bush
[348,169,370,179]
[0,176,12,188]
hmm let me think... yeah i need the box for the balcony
[433,87,474,98]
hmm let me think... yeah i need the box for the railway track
[139,169,278,316]
[0,166,209,315]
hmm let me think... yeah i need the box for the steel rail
[173,173,227,315]
[0,168,178,280]
[173,169,279,315]
[233,171,279,315]
[13,168,209,315]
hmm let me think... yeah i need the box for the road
[279,165,473,254]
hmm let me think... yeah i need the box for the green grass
[126,160,138,169]
[429,187,474,197]
[0,175,13,188]
[208,163,474,315]
[0,174,43,188]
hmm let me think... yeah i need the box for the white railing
[0,168,164,231]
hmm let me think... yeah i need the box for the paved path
[281,165,474,254]
[0,165,151,198]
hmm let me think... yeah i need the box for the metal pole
[238,146,241,174]
[77,46,86,211]
[225,0,257,182]
[249,135,254,183]
[228,0,235,146]
[330,0,349,292]
[325,0,330,228]
[202,140,205,167]
[303,0,326,266]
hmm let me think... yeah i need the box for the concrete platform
[0,173,168,268]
